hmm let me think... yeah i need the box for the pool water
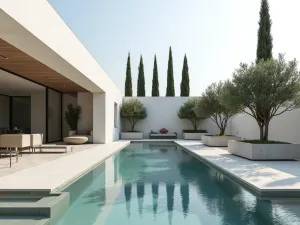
[55,142,300,225]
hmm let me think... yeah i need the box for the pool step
[0,192,69,224]
[0,216,49,225]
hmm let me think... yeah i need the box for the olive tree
[178,98,206,130]
[195,82,241,135]
[222,54,300,141]
[120,99,147,132]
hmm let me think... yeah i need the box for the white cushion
[0,134,31,148]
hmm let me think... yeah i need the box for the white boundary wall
[232,108,300,144]
[123,97,300,143]
[122,97,228,138]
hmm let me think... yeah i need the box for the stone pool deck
[176,140,300,197]
[0,141,130,192]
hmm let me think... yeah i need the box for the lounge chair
[0,134,31,167]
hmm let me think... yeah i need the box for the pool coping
[174,141,300,198]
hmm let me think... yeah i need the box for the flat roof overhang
[0,1,121,94]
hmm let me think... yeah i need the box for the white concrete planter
[120,132,143,140]
[202,135,240,147]
[183,133,207,140]
[228,140,300,160]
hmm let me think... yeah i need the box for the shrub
[221,54,300,141]
[64,104,81,131]
[178,98,206,130]
[195,82,241,135]
[120,99,147,132]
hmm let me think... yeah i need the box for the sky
[48,0,300,96]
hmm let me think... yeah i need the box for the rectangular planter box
[183,133,207,140]
[228,140,300,160]
[120,132,143,140]
[202,135,240,147]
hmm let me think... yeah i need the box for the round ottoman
[64,136,88,145]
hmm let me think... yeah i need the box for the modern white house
[0,0,122,144]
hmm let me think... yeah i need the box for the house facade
[0,0,122,144]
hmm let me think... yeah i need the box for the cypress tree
[137,55,145,96]
[124,53,132,96]
[152,55,159,96]
[256,0,273,64]
[180,54,190,96]
[166,47,175,96]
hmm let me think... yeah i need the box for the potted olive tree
[194,82,241,146]
[222,55,300,160]
[64,103,81,136]
[178,98,207,140]
[120,99,147,139]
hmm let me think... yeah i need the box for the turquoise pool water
[55,142,300,225]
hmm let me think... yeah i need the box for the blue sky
[49,0,300,96]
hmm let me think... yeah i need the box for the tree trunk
[263,122,269,142]
[219,126,225,136]
[192,120,197,130]
[259,124,264,141]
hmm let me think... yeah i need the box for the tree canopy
[152,55,159,96]
[125,53,133,96]
[222,54,300,141]
[120,99,147,131]
[195,82,240,135]
[178,98,206,130]
[256,0,273,64]
[180,54,190,96]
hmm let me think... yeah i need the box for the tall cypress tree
[180,54,190,96]
[152,55,159,96]
[256,0,273,64]
[137,55,145,96]
[124,53,132,96]
[166,47,175,96]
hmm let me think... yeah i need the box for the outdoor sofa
[149,132,177,139]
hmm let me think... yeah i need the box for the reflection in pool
[55,142,300,225]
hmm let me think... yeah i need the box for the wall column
[93,92,106,143]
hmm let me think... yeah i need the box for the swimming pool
[55,142,300,225]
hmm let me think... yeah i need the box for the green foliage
[152,55,159,96]
[120,99,147,131]
[64,104,81,131]
[180,54,190,96]
[222,54,300,141]
[137,56,145,96]
[178,98,206,130]
[195,82,241,135]
[183,130,207,133]
[125,53,133,96]
[166,47,175,96]
[256,0,273,64]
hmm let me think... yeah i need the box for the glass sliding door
[11,97,31,133]
[46,88,62,143]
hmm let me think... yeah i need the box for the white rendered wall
[0,0,120,94]
[231,109,300,143]
[0,95,9,128]
[122,97,223,138]
[93,92,122,143]
[31,91,46,142]
[77,92,93,132]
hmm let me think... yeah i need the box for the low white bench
[149,133,177,139]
